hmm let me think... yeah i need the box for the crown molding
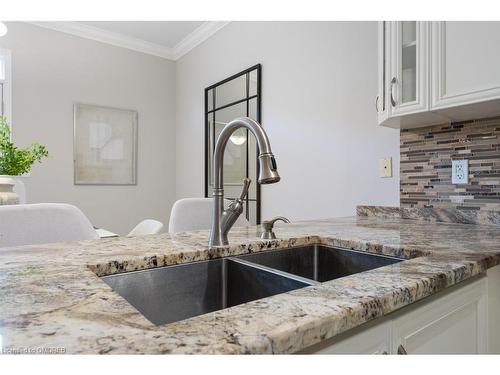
[27,21,175,59]
[172,21,230,60]
[26,21,230,61]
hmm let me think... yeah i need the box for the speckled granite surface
[357,205,500,226]
[1,216,500,354]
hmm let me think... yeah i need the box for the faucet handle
[237,178,251,201]
[220,178,251,235]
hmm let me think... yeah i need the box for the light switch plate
[452,159,468,184]
[379,157,392,178]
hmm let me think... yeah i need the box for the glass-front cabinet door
[376,21,389,125]
[388,21,429,116]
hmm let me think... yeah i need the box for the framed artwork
[73,103,138,185]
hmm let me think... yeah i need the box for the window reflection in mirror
[205,65,261,224]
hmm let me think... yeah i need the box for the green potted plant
[0,116,48,205]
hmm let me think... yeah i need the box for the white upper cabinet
[378,21,500,128]
[431,21,500,119]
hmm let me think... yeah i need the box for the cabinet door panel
[377,21,389,125]
[389,21,429,116]
[398,303,479,354]
[487,265,500,354]
[431,21,500,109]
[393,277,487,354]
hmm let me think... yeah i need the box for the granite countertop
[1,215,500,354]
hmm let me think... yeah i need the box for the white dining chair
[127,219,164,237]
[0,203,98,248]
[168,198,250,234]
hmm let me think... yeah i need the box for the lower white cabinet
[303,266,497,354]
[392,276,487,354]
[487,265,500,353]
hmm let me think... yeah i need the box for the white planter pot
[0,175,26,204]
[0,176,19,205]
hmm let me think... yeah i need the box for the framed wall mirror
[204,64,262,224]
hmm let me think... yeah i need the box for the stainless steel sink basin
[101,257,314,326]
[100,245,403,326]
[235,245,402,282]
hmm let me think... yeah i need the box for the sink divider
[228,257,320,287]
[313,246,319,281]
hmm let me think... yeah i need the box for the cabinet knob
[397,344,408,355]
[390,77,398,107]
[375,95,380,113]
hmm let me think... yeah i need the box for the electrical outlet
[452,159,468,184]
[379,157,392,178]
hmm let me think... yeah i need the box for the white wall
[175,22,400,221]
[0,21,399,233]
[0,22,176,234]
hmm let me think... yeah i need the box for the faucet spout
[209,117,280,247]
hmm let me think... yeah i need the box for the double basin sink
[101,245,402,326]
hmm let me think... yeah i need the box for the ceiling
[28,21,229,60]
[76,21,204,49]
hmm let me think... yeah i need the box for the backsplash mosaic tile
[400,116,500,211]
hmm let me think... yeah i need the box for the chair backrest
[168,198,250,234]
[0,203,98,248]
[127,219,164,237]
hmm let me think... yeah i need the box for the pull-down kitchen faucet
[209,117,280,247]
